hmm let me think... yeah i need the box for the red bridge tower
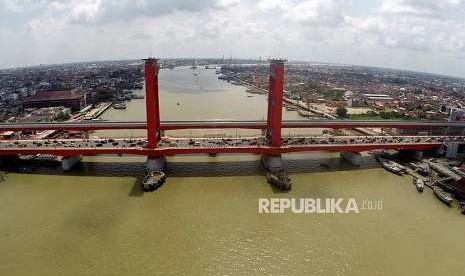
[144,58,161,149]
[266,59,286,147]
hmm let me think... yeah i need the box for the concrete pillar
[261,154,285,171]
[146,156,167,172]
[445,143,459,159]
[340,151,362,166]
[411,150,423,160]
[62,155,82,171]
[436,145,446,156]
[399,149,424,160]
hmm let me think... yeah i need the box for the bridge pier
[445,143,459,159]
[340,151,362,166]
[399,149,424,160]
[261,154,285,171]
[61,155,82,171]
[146,156,166,172]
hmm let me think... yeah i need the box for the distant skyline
[1,0,465,77]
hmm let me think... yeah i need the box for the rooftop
[24,88,83,102]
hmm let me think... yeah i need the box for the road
[0,120,464,131]
[0,135,461,156]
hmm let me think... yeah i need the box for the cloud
[283,0,348,26]
[65,0,103,23]
[257,0,290,11]
[52,0,232,25]
[344,0,465,56]
[0,0,50,13]
[380,0,465,18]
[1,0,465,77]
[214,0,241,9]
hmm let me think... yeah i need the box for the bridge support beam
[146,156,167,172]
[266,59,285,147]
[61,155,82,171]
[144,58,161,149]
[340,151,362,166]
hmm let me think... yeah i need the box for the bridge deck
[0,135,458,156]
[0,120,463,131]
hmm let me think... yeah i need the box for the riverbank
[225,75,338,119]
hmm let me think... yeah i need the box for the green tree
[54,112,71,122]
[336,106,348,118]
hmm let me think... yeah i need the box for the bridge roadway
[0,135,461,156]
[0,120,464,132]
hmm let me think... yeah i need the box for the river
[0,66,464,276]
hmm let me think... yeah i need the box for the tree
[336,106,348,118]
[54,112,71,122]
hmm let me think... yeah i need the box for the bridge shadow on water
[2,155,380,197]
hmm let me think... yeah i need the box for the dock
[82,103,112,120]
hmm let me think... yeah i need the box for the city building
[23,88,86,111]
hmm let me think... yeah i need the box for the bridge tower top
[143,57,158,62]
[269,58,287,65]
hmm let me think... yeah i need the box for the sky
[1,0,465,77]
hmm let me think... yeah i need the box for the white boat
[415,178,424,192]
[381,160,404,175]
[113,102,127,109]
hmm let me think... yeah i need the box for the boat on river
[414,178,424,192]
[417,163,431,176]
[113,102,127,109]
[381,160,404,175]
[266,171,292,190]
[433,187,453,206]
[142,171,167,191]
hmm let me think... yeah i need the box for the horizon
[2,56,464,81]
[1,0,465,78]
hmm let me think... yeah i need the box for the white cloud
[0,0,28,12]
[214,0,241,9]
[1,0,465,77]
[283,0,347,26]
[380,0,465,18]
[65,0,103,23]
[257,0,290,11]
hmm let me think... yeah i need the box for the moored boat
[142,171,167,191]
[266,171,292,190]
[113,102,127,109]
[417,163,431,176]
[461,201,465,214]
[433,187,453,206]
[381,160,404,175]
[415,178,424,192]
